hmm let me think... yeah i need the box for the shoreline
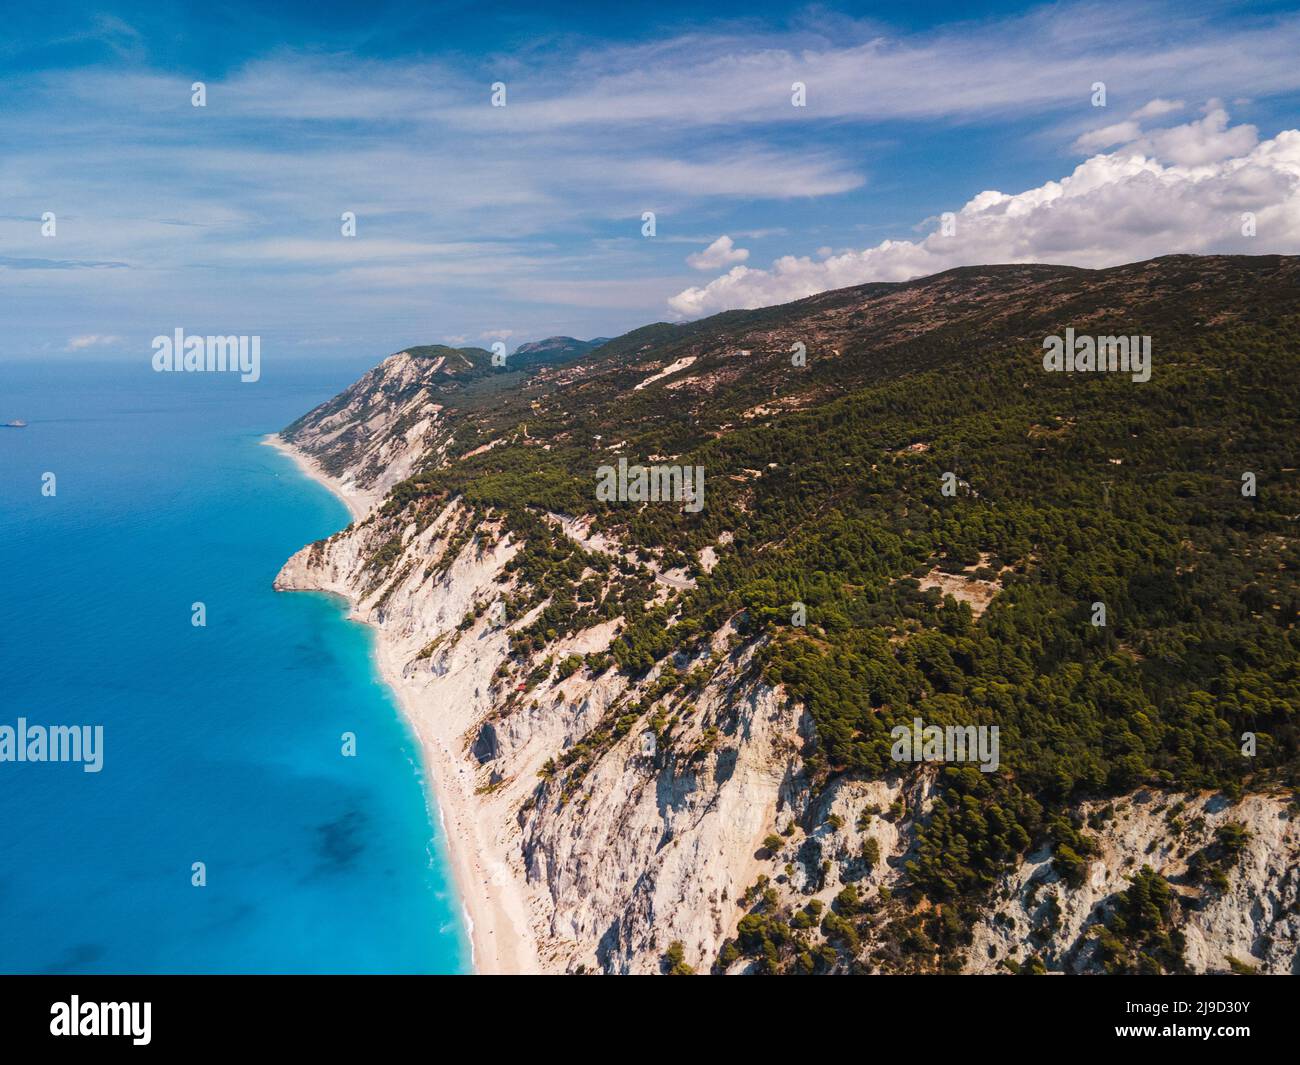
[262,432,538,975]
[261,433,376,523]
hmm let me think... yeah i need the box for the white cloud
[8,2,1300,352]
[1074,99,1198,153]
[1132,98,1185,120]
[66,334,122,350]
[616,151,862,199]
[436,7,1300,132]
[687,235,750,270]
[668,108,1300,319]
[236,239,517,264]
[1074,121,1142,153]
[1127,102,1259,166]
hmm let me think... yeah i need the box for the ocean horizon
[0,357,469,974]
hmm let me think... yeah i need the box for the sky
[2,0,1299,363]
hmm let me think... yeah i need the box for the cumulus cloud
[1127,103,1259,166]
[668,107,1300,319]
[687,235,750,270]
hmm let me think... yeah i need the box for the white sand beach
[262,434,377,523]
[262,433,539,975]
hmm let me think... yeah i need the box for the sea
[0,356,469,973]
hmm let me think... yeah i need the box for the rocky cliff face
[274,490,813,973]
[274,466,1298,975]
[280,350,453,498]
[963,791,1300,974]
[273,260,1300,974]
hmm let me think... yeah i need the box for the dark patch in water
[40,942,105,974]
[199,901,257,934]
[313,807,367,875]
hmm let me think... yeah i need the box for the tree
[663,941,695,976]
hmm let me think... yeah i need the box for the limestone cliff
[274,465,1298,975]
[273,260,1300,975]
[275,490,811,972]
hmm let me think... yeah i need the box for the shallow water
[0,357,468,973]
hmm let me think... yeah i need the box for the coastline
[262,432,539,975]
[262,433,375,523]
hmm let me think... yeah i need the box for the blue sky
[3,1,1299,363]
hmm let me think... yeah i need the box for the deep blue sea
[0,357,469,974]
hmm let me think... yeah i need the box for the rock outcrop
[276,485,1298,974]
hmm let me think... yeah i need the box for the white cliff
[275,490,812,973]
[271,347,1299,976]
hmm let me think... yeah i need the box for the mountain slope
[275,255,1300,974]
[511,335,612,366]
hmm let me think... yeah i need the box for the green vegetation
[294,255,1300,972]
[662,941,695,976]
[1093,866,1186,974]
[1187,821,1253,893]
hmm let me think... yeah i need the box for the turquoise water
[0,358,469,974]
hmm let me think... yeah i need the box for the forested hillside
[286,254,1300,973]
